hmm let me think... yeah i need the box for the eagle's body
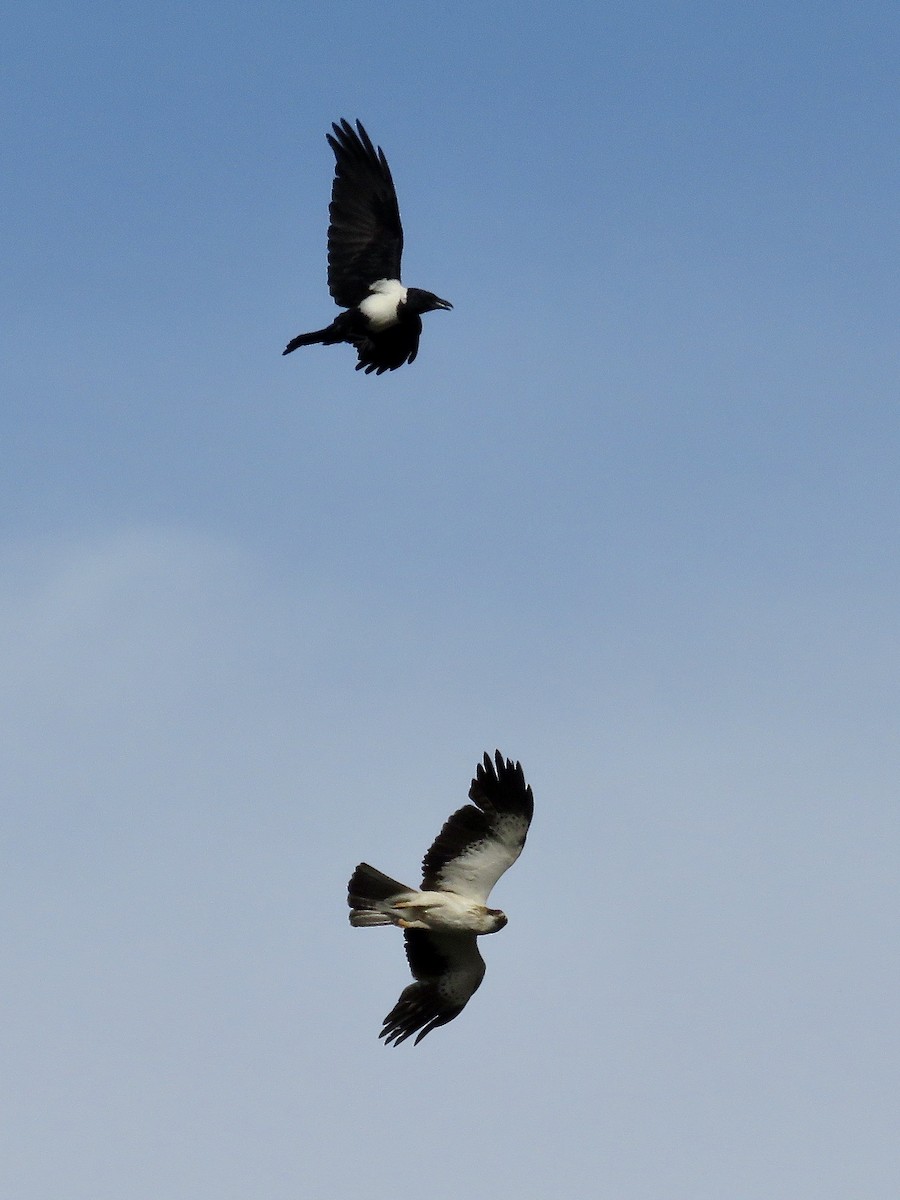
[348,871,507,934]
[347,751,534,1046]
[283,119,451,375]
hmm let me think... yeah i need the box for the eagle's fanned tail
[347,862,413,927]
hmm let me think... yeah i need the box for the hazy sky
[3,2,899,1197]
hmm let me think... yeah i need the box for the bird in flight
[347,751,534,1045]
[283,118,452,375]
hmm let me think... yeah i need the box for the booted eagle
[282,118,452,374]
[347,751,534,1046]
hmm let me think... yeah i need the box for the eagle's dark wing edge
[379,930,486,1047]
[326,118,404,308]
[420,750,534,890]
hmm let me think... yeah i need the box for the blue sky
[3,2,899,1197]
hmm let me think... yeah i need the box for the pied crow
[282,119,452,375]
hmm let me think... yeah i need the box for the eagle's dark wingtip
[468,750,533,821]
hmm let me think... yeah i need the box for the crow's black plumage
[282,119,452,375]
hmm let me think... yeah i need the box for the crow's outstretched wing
[326,119,404,308]
[349,314,422,374]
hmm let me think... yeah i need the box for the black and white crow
[282,119,452,375]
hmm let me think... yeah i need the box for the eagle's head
[484,907,508,933]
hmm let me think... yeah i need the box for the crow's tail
[282,327,333,355]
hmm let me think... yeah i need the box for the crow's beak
[434,296,453,311]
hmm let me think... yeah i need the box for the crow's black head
[404,287,453,315]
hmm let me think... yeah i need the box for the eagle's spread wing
[421,751,534,904]
[380,929,486,1047]
[326,119,404,309]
